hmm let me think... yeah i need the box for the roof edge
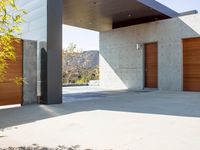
[137,0,180,17]
[179,10,198,16]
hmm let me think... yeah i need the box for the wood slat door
[0,39,23,106]
[183,37,200,91]
[145,43,158,88]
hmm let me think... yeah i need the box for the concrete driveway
[0,90,200,150]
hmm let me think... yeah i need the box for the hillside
[63,50,99,69]
[62,50,99,84]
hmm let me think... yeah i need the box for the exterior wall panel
[0,40,23,106]
[17,0,47,96]
[17,0,47,42]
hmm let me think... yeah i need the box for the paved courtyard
[0,87,200,150]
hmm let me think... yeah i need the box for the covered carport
[47,0,185,104]
[62,0,179,31]
[0,0,197,106]
[1,1,200,149]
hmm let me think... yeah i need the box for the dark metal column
[46,0,63,104]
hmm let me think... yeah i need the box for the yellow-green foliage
[0,0,26,82]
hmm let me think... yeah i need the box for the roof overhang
[63,0,180,31]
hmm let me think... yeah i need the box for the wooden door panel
[145,43,158,88]
[183,37,200,91]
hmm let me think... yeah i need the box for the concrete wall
[16,0,47,96]
[16,0,47,42]
[100,14,200,91]
[23,40,37,105]
[15,0,62,104]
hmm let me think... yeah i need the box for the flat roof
[63,0,180,31]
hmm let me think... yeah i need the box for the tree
[63,42,83,54]
[64,42,77,53]
[0,0,26,82]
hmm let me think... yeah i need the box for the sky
[62,0,200,51]
[62,25,99,51]
[156,0,200,13]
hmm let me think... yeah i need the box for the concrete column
[44,0,63,104]
[23,40,38,105]
[39,41,47,104]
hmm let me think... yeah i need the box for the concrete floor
[0,89,200,150]
[63,86,127,103]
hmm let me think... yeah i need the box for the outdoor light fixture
[136,43,143,50]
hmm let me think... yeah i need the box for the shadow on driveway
[0,90,200,129]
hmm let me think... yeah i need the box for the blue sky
[156,0,200,13]
[62,0,200,50]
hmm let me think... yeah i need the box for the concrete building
[100,14,200,91]
[13,0,200,105]
[17,0,62,104]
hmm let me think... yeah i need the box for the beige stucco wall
[100,14,200,91]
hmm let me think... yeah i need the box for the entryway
[144,42,158,89]
[183,37,200,92]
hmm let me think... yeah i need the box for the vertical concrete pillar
[40,41,47,104]
[44,0,63,104]
[23,40,38,105]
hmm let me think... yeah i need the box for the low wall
[23,40,37,105]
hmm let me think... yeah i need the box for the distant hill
[63,50,99,69]
[62,50,99,84]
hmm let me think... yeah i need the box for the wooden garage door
[183,37,200,91]
[145,43,158,88]
[0,39,23,106]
